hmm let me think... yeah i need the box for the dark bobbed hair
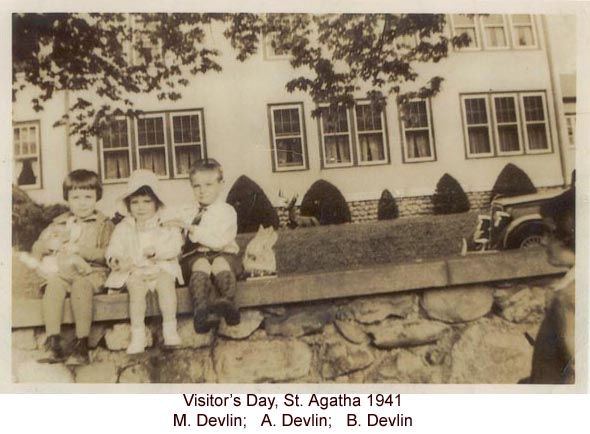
[189,158,223,182]
[63,169,103,201]
[124,186,164,212]
[540,188,575,249]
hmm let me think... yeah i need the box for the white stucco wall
[12,15,572,215]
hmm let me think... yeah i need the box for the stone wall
[278,187,563,226]
[12,275,558,384]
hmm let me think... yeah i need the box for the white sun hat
[116,169,166,214]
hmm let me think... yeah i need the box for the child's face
[67,188,98,219]
[190,170,223,206]
[128,194,158,223]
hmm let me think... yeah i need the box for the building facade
[11,14,576,219]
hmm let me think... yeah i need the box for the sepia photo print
[9,11,581,386]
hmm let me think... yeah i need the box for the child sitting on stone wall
[29,169,114,365]
[105,170,184,354]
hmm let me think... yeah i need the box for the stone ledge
[12,248,565,329]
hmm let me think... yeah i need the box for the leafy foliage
[491,163,537,200]
[300,180,351,225]
[432,173,470,215]
[13,13,470,148]
[378,189,399,220]
[12,185,69,251]
[226,175,279,234]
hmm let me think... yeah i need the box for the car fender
[502,213,546,248]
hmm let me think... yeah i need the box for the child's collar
[53,210,104,224]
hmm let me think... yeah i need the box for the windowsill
[274,165,309,173]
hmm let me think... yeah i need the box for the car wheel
[506,224,547,249]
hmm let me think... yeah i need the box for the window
[268,104,308,171]
[481,15,509,49]
[462,96,493,157]
[520,93,550,152]
[99,109,207,182]
[450,14,480,50]
[13,121,42,189]
[131,15,163,65]
[492,95,523,155]
[354,102,388,165]
[135,114,169,177]
[100,119,133,181]
[461,92,551,158]
[171,111,205,176]
[451,14,538,50]
[509,15,537,48]
[318,101,389,168]
[400,100,435,162]
[565,114,576,146]
[319,105,354,168]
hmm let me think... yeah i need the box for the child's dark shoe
[38,335,66,364]
[193,307,220,334]
[65,337,90,366]
[212,298,241,326]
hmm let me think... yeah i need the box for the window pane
[175,145,201,175]
[465,98,488,124]
[324,135,351,164]
[358,133,385,162]
[355,104,382,131]
[515,27,534,46]
[139,148,167,175]
[403,101,428,128]
[274,108,301,135]
[173,115,201,144]
[453,14,475,26]
[322,107,349,134]
[527,125,548,150]
[460,28,478,47]
[276,137,304,166]
[494,97,517,123]
[482,14,504,25]
[486,27,506,47]
[405,130,431,159]
[512,14,532,25]
[523,96,545,121]
[28,127,37,153]
[15,158,39,186]
[137,117,165,147]
[101,120,128,149]
[468,127,491,154]
[498,125,520,152]
[13,128,21,156]
[104,150,131,180]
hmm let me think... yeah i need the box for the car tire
[505,223,548,249]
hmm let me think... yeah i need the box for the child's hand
[110,255,131,272]
[162,218,188,231]
[71,255,92,275]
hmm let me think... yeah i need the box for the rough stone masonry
[12,275,557,384]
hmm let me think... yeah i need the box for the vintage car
[471,189,568,251]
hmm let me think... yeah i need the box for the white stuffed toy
[19,217,92,280]
[243,225,278,278]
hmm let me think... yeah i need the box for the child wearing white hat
[105,170,183,354]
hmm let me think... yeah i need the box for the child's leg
[189,258,216,333]
[211,256,240,326]
[42,276,69,337]
[65,274,103,366]
[70,276,95,338]
[154,272,181,346]
[126,273,149,354]
[41,276,69,361]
